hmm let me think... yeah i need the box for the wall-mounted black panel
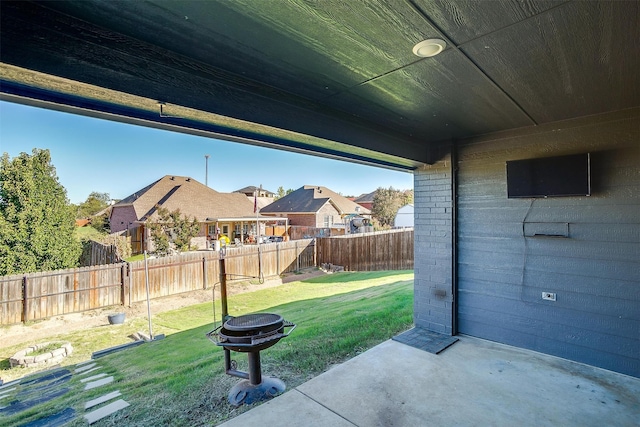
[506,153,591,198]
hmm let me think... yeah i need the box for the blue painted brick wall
[413,156,454,335]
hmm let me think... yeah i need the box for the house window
[324,215,332,227]
[208,225,216,235]
[222,225,229,235]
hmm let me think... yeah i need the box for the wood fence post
[276,243,280,275]
[219,257,228,319]
[119,263,127,306]
[128,263,133,306]
[313,239,317,267]
[203,257,208,290]
[22,275,28,323]
[295,241,299,272]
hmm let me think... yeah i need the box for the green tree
[147,206,200,255]
[76,191,110,219]
[371,187,414,228]
[90,211,110,233]
[275,187,295,199]
[0,149,81,275]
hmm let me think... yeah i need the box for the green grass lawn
[123,253,146,262]
[1,270,414,426]
[73,226,104,241]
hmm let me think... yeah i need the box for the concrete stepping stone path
[80,373,108,383]
[84,399,130,424]
[1,361,131,424]
[84,376,114,391]
[85,390,122,409]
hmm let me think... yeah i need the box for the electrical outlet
[542,292,556,301]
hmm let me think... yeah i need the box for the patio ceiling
[1,1,638,169]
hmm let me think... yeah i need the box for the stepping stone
[84,399,129,424]
[77,366,101,376]
[84,377,113,391]
[0,387,17,398]
[75,362,97,373]
[76,360,94,366]
[84,390,122,409]
[80,373,108,383]
[0,379,20,390]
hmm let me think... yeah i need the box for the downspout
[451,140,459,335]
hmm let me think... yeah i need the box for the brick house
[110,175,269,253]
[234,185,276,211]
[234,185,276,198]
[353,191,375,211]
[260,185,370,230]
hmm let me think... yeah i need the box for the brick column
[413,154,454,335]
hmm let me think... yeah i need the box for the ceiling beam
[0,1,428,168]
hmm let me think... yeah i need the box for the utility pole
[205,154,210,187]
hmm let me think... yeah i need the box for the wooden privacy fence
[127,239,314,304]
[316,228,414,271]
[0,264,124,325]
[0,239,315,325]
[89,241,120,266]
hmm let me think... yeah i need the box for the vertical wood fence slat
[0,232,410,325]
[316,229,413,271]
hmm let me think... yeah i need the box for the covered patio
[219,336,640,427]
[205,216,289,246]
[1,0,637,421]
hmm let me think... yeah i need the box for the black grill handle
[206,324,223,345]
[206,320,296,347]
[281,320,296,337]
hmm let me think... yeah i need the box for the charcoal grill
[207,255,295,406]
[208,313,295,405]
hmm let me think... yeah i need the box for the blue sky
[0,101,413,204]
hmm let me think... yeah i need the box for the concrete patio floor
[218,335,640,427]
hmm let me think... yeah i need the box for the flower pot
[108,313,126,325]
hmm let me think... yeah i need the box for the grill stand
[209,254,292,406]
[226,350,286,406]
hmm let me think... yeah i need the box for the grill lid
[224,313,284,332]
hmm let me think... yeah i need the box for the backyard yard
[0,270,414,426]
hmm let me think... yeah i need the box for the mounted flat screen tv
[506,153,591,198]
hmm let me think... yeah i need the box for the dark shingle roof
[234,185,275,196]
[354,191,376,203]
[113,175,255,221]
[261,185,370,215]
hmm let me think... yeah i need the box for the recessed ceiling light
[412,39,446,58]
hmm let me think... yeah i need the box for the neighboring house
[75,218,91,227]
[394,204,414,228]
[235,185,275,198]
[110,175,275,253]
[235,185,276,210]
[260,185,370,230]
[354,191,376,211]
